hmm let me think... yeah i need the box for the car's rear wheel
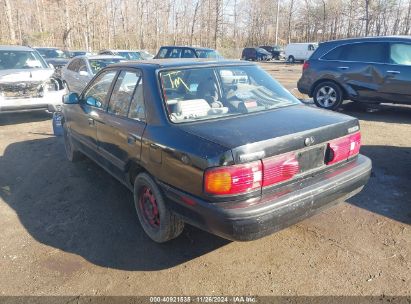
[63,124,83,162]
[313,82,343,110]
[134,173,184,243]
[288,55,295,63]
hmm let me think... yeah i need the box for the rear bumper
[297,77,311,96]
[0,90,65,113]
[161,155,371,241]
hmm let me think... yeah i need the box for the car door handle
[387,70,400,74]
[88,118,95,126]
[127,134,138,145]
[337,66,349,70]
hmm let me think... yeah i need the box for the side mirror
[63,92,79,104]
[85,96,101,108]
[79,71,89,77]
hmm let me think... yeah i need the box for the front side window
[83,70,117,109]
[323,42,386,63]
[108,70,140,117]
[390,43,411,65]
[159,65,300,123]
[0,50,48,70]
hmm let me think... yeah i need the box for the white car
[61,55,124,94]
[0,45,65,113]
[285,42,318,63]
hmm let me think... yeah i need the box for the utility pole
[275,0,280,45]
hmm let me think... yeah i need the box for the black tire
[288,55,295,63]
[313,81,344,110]
[63,124,83,162]
[134,173,184,243]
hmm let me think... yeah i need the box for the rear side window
[322,42,387,63]
[67,59,79,71]
[390,43,411,65]
[169,48,182,58]
[108,70,140,117]
[182,49,196,58]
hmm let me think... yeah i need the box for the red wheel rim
[138,186,160,229]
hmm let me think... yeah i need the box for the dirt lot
[0,63,410,297]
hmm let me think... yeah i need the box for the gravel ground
[0,63,410,297]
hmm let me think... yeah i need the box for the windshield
[0,50,48,70]
[37,48,69,59]
[195,49,222,59]
[117,51,142,60]
[140,51,154,60]
[89,58,124,74]
[159,65,300,123]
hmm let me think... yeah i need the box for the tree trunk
[3,0,16,42]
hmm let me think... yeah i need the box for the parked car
[285,42,318,63]
[241,47,273,61]
[98,49,144,60]
[0,45,65,113]
[68,50,93,58]
[298,36,411,110]
[62,59,371,243]
[34,47,70,79]
[154,46,223,59]
[259,45,285,60]
[62,55,124,94]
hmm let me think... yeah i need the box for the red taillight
[327,132,361,165]
[302,61,310,71]
[262,152,300,187]
[204,161,262,195]
[204,152,301,195]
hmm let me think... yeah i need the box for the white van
[285,43,318,63]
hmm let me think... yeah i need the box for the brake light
[204,161,262,195]
[327,132,361,165]
[262,152,300,186]
[302,61,310,71]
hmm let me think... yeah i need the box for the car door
[321,42,388,101]
[64,59,79,91]
[95,69,146,175]
[379,42,411,104]
[67,70,118,157]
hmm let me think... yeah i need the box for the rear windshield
[89,58,124,74]
[0,50,48,70]
[159,65,300,123]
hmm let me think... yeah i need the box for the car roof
[99,49,140,52]
[108,59,254,69]
[75,55,124,60]
[0,45,36,51]
[159,46,215,51]
[321,35,411,46]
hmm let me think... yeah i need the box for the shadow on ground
[0,137,229,271]
[0,111,53,126]
[341,102,411,124]
[348,145,411,225]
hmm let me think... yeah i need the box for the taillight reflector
[302,61,310,71]
[262,152,300,187]
[327,132,361,165]
[204,161,262,195]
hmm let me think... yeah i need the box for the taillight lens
[302,61,310,71]
[204,161,262,195]
[327,132,361,165]
[262,152,300,187]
